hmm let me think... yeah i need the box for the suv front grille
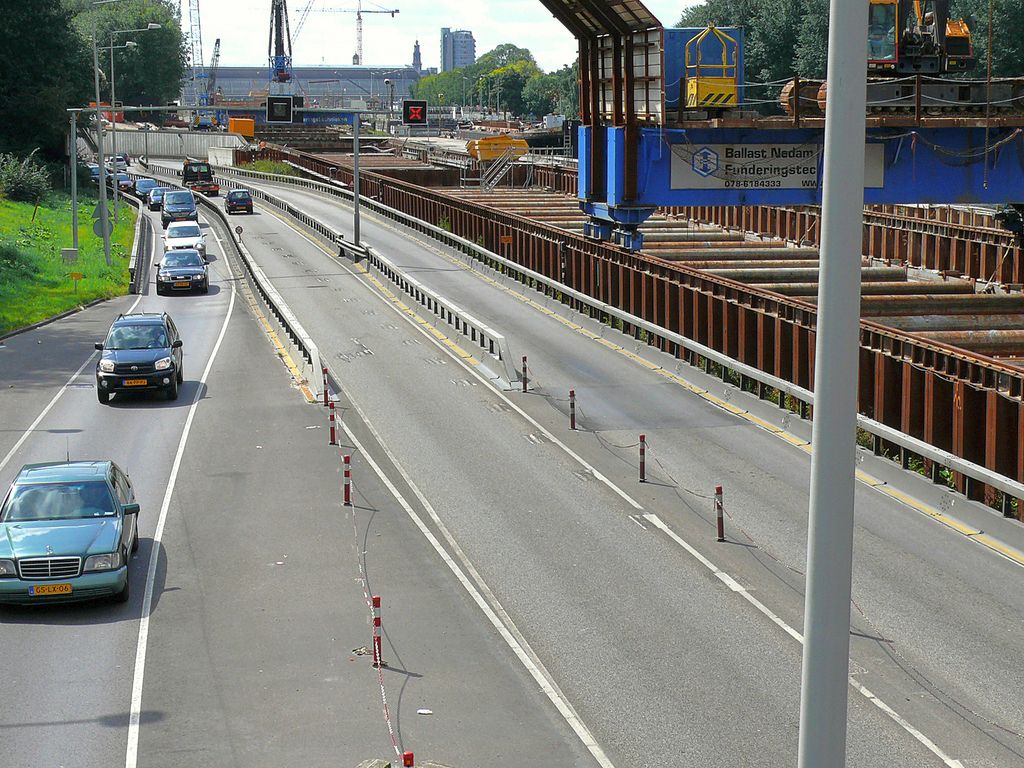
[113,362,156,375]
[19,557,82,580]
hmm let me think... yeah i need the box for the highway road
[174,167,1024,768]
[0,192,600,767]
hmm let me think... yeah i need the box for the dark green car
[0,462,139,605]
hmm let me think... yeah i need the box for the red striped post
[569,389,576,430]
[372,594,384,667]
[402,752,414,767]
[522,355,528,393]
[715,484,725,542]
[639,434,646,482]
[329,401,337,446]
[344,454,352,506]
[322,366,329,407]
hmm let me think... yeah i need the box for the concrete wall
[101,129,247,159]
[208,147,236,166]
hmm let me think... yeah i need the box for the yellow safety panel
[466,136,530,161]
[686,77,737,109]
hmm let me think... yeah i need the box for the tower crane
[313,2,400,65]
[182,0,205,106]
[269,0,294,85]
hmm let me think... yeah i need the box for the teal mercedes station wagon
[0,462,139,605]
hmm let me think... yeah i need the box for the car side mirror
[172,339,183,349]
[154,262,160,269]
[122,503,140,516]
[94,342,104,350]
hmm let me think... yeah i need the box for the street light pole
[796,2,870,767]
[352,113,361,253]
[70,112,78,249]
[109,34,119,223]
[91,30,112,266]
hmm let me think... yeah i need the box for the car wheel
[201,283,209,295]
[131,528,139,554]
[97,389,110,404]
[166,374,179,401]
[112,571,130,604]
[155,284,163,296]
[176,363,183,384]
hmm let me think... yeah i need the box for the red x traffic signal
[402,99,428,125]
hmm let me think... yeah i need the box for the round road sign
[93,218,114,238]
[235,226,243,235]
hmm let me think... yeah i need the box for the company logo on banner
[671,143,884,190]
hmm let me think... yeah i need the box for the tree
[67,0,187,109]
[0,0,92,158]
[794,0,829,78]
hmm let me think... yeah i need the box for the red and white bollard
[344,454,352,506]
[372,594,385,667]
[639,434,646,482]
[521,355,528,393]
[329,401,338,446]
[569,388,576,430]
[322,366,329,407]
[402,752,414,767]
[715,484,725,542]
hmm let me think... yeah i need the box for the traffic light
[402,99,428,125]
[266,96,293,124]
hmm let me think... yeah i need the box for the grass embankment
[245,160,302,177]
[0,194,136,335]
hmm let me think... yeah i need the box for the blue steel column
[797,1,869,767]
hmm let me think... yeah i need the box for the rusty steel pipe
[860,294,1024,316]
[915,330,1024,356]
[871,313,1024,332]
[706,266,906,284]
[791,281,976,298]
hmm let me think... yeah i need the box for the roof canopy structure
[535,0,661,38]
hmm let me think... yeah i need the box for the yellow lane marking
[258,182,1024,567]
[243,276,316,403]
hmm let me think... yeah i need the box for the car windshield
[165,192,193,205]
[136,180,157,189]
[163,252,203,268]
[169,224,201,238]
[227,191,251,200]
[104,323,170,350]
[1,481,116,521]
[150,188,165,198]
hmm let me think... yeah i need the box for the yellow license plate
[174,281,190,288]
[124,378,148,386]
[30,583,72,596]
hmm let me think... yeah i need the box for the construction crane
[269,0,294,85]
[293,0,318,43]
[181,0,205,106]
[207,38,221,103]
[315,2,400,65]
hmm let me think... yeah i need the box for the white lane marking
[254,188,964,768]
[124,225,236,768]
[0,303,145,476]
[641,514,963,767]
[257,202,643,511]
[337,413,616,768]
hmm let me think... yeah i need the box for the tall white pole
[109,37,120,224]
[352,113,361,255]
[91,31,112,266]
[70,112,79,249]
[797,2,870,767]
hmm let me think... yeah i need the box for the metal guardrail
[205,167,518,384]
[211,162,1024,508]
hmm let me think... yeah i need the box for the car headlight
[197,241,206,250]
[0,559,16,577]
[154,357,173,371]
[99,359,115,373]
[84,551,123,572]
[194,274,205,280]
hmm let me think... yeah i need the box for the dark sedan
[147,187,168,211]
[161,189,198,228]
[155,249,209,296]
[95,312,184,402]
[133,177,159,199]
[225,189,254,214]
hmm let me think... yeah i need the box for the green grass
[0,193,136,336]
[245,160,302,177]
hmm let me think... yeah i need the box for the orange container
[228,117,256,137]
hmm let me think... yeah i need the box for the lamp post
[107,23,160,223]
[89,0,130,266]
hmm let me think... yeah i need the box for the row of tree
[410,45,580,120]
[676,0,1024,83]
[1,0,186,160]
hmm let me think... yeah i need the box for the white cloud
[187,0,703,73]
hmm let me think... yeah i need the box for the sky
[183,0,704,73]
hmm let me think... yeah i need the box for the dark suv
[161,189,198,229]
[225,189,253,214]
[95,313,183,404]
